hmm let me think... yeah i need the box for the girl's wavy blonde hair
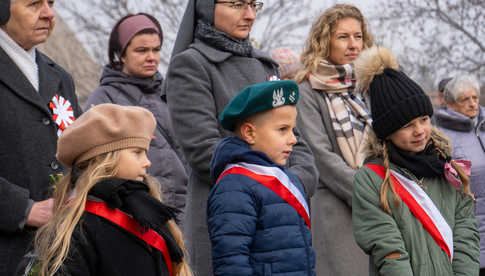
[294,4,374,83]
[34,150,192,276]
[367,127,473,214]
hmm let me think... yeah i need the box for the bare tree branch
[370,0,484,89]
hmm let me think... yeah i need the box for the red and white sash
[85,200,173,276]
[366,164,453,260]
[216,162,310,229]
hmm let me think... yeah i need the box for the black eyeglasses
[215,1,264,12]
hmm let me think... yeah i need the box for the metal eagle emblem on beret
[272,88,285,107]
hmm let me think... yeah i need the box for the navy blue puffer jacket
[207,137,315,276]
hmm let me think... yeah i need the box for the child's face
[247,105,297,166]
[388,115,431,153]
[115,147,151,181]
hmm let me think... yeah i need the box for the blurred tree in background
[58,0,186,70]
[370,0,484,90]
[57,0,484,97]
[58,0,313,73]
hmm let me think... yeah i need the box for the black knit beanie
[370,68,433,139]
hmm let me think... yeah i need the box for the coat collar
[435,106,485,132]
[0,47,61,115]
[190,39,278,66]
[37,52,62,106]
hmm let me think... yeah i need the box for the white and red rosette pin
[268,75,280,81]
[49,94,75,137]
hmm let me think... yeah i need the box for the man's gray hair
[444,74,481,103]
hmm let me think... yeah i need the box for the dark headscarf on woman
[171,0,253,58]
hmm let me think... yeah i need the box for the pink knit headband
[118,14,160,54]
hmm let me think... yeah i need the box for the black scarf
[89,178,183,263]
[387,141,446,179]
[194,19,253,57]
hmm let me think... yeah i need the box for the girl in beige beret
[27,104,192,276]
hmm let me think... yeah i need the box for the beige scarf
[309,60,372,169]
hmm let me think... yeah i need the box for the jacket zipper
[475,121,485,152]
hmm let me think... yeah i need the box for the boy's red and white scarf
[366,164,453,260]
[216,162,310,229]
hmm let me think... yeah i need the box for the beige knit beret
[57,103,156,168]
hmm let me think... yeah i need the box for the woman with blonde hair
[295,4,373,275]
[352,46,479,275]
[30,104,192,276]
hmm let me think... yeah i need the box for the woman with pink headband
[84,13,189,227]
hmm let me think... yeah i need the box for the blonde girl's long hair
[294,4,374,84]
[34,151,192,276]
[367,127,473,214]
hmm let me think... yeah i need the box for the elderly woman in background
[294,4,373,276]
[84,13,189,225]
[163,0,318,275]
[434,74,485,274]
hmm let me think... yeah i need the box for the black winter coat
[58,210,171,276]
[0,47,82,275]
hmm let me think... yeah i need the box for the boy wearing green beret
[207,80,315,275]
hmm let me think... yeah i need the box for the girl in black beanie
[351,46,479,276]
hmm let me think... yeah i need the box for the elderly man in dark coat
[0,0,81,274]
[164,0,318,275]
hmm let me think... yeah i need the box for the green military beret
[219,80,299,131]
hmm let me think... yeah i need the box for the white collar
[0,28,39,92]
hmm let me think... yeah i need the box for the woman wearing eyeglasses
[164,1,318,275]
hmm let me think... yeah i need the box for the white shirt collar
[0,28,39,92]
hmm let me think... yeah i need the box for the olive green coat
[353,160,479,276]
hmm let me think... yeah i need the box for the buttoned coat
[164,39,318,276]
[296,80,368,276]
[0,47,82,275]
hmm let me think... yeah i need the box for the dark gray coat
[84,66,189,225]
[296,80,368,276]
[0,47,82,275]
[165,40,318,276]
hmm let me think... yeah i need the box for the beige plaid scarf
[308,60,372,169]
